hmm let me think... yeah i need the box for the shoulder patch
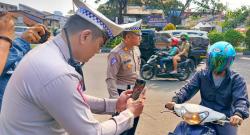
[111,57,118,65]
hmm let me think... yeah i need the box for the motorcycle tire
[140,64,155,80]
[189,59,196,72]
[176,65,190,81]
[141,58,146,67]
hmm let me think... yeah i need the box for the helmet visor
[210,54,227,73]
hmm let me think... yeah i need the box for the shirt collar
[122,42,135,52]
[53,34,71,62]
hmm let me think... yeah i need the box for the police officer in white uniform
[106,20,142,135]
[0,1,145,135]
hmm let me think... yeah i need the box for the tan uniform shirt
[180,42,190,57]
[0,35,134,135]
[106,42,141,99]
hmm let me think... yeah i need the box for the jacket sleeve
[106,52,121,99]
[172,71,201,103]
[2,38,30,75]
[86,95,117,114]
[231,74,249,119]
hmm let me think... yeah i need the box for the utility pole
[72,0,75,13]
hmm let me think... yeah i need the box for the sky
[1,0,250,16]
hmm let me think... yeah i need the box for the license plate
[200,55,207,58]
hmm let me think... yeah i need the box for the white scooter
[161,103,230,135]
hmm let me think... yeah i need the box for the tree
[96,0,128,24]
[143,0,187,25]
[245,18,250,27]
[142,0,225,24]
[105,36,122,48]
[97,4,117,21]
[245,28,250,50]
[163,23,176,31]
[193,0,226,16]
[208,30,224,44]
[224,29,244,47]
[128,0,143,6]
[222,6,250,31]
[67,10,74,16]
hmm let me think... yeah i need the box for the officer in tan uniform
[0,1,145,135]
[106,20,142,135]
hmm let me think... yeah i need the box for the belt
[117,84,135,90]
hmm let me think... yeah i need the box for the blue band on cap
[125,27,141,31]
[78,7,113,38]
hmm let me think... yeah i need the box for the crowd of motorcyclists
[0,1,249,134]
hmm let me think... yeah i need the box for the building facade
[0,2,17,12]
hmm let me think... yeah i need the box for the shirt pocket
[121,56,132,70]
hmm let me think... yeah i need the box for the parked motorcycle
[140,52,194,81]
[161,103,230,135]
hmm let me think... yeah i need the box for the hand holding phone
[131,79,146,100]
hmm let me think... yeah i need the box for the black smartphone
[131,79,146,100]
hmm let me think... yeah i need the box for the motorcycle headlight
[182,110,209,125]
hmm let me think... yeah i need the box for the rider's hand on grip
[230,115,243,127]
[165,102,175,110]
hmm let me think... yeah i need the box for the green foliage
[190,15,201,21]
[224,29,244,47]
[235,47,247,52]
[96,0,128,23]
[163,23,176,31]
[245,28,250,50]
[143,0,184,17]
[193,0,226,15]
[222,7,250,31]
[128,0,143,6]
[97,4,117,21]
[67,10,74,16]
[208,30,224,44]
[105,36,123,48]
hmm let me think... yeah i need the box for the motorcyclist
[165,41,249,135]
[170,33,190,74]
[159,37,179,73]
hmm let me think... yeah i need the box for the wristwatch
[0,36,13,49]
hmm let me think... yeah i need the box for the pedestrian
[106,20,143,135]
[0,23,50,110]
[0,12,14,75]
[165,41,249,135]
[0,0,145,135]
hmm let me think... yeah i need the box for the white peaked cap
[121,19,142,31]
[73,0,142,39]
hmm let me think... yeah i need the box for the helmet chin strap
[63,28,86,90]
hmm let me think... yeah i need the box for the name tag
[123,59,132,64]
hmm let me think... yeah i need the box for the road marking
[240,57,250,60]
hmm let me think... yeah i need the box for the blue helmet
[207,41,236,73]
